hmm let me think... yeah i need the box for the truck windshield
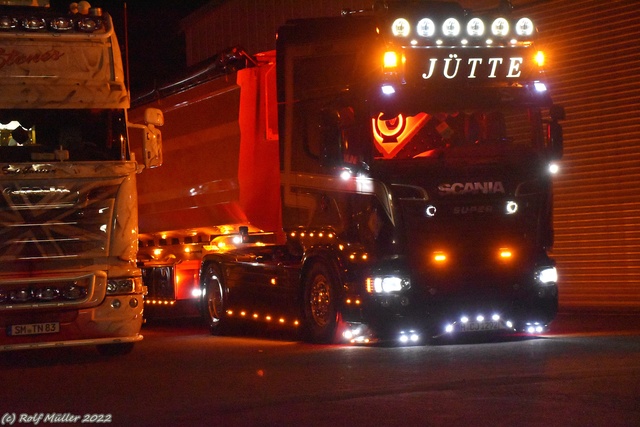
[0,109,127,162]
[371,107,543,160]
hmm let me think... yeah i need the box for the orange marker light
[433,252,447,263]
[366,278,374,293]
[383,51,399,69]
[499,248,513,259]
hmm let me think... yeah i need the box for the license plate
[460,321,502,332]
[8,322,60,336]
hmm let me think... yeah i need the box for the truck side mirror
[128,107,164,169]
[144,107,164,127]
[548,105,565,160]
[143,122,163,169]
[549,121,563,160]
[319,109,342,167]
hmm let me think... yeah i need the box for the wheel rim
[309,274,332,327]
[205,267,223,323]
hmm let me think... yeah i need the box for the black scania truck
[136,0,564,345]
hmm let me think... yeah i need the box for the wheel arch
[199,254,226,277]
[198,255,228,307]
[299,247,346,299]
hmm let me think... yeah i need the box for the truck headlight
[107,278,136,295]
[537,267,557,285]
[366,276,410,293]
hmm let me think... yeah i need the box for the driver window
[0,123,34,146]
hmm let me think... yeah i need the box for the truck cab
[0,2,162,354]
[133,1,563,345]
[204,2,562,343]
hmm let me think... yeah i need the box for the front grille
[0,179,120,263]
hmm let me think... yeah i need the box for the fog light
[399,330,420,345]
[525,322,545,334]
[381,85,396,95]
[62,285,87,300]
[344,323,372,343]
[129,297,139,308]
[34,287,59,301]
[111,299,122,309]
[10,288,32,303]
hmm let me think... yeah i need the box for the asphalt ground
[548,309,640,336]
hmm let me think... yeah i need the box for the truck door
[224,246,299,319]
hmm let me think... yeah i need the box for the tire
[96,342,134,356]
[201,263,226,335]
[302,262,339,343]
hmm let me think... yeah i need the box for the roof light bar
[0,14,104,34]
[416,18,435,37]
[22,17,46,31]
[491,17,509,36]
[467,18,485,36]
[391,18,410,37]
[442,18,461,37]
[516,18,534,36]
[388,15,535,45]
[0,16,18,30]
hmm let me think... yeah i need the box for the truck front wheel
[202,263,226,335]
[302,262,338,343]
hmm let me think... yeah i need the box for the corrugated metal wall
[183,0,640,311]
[519,0,640,310]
